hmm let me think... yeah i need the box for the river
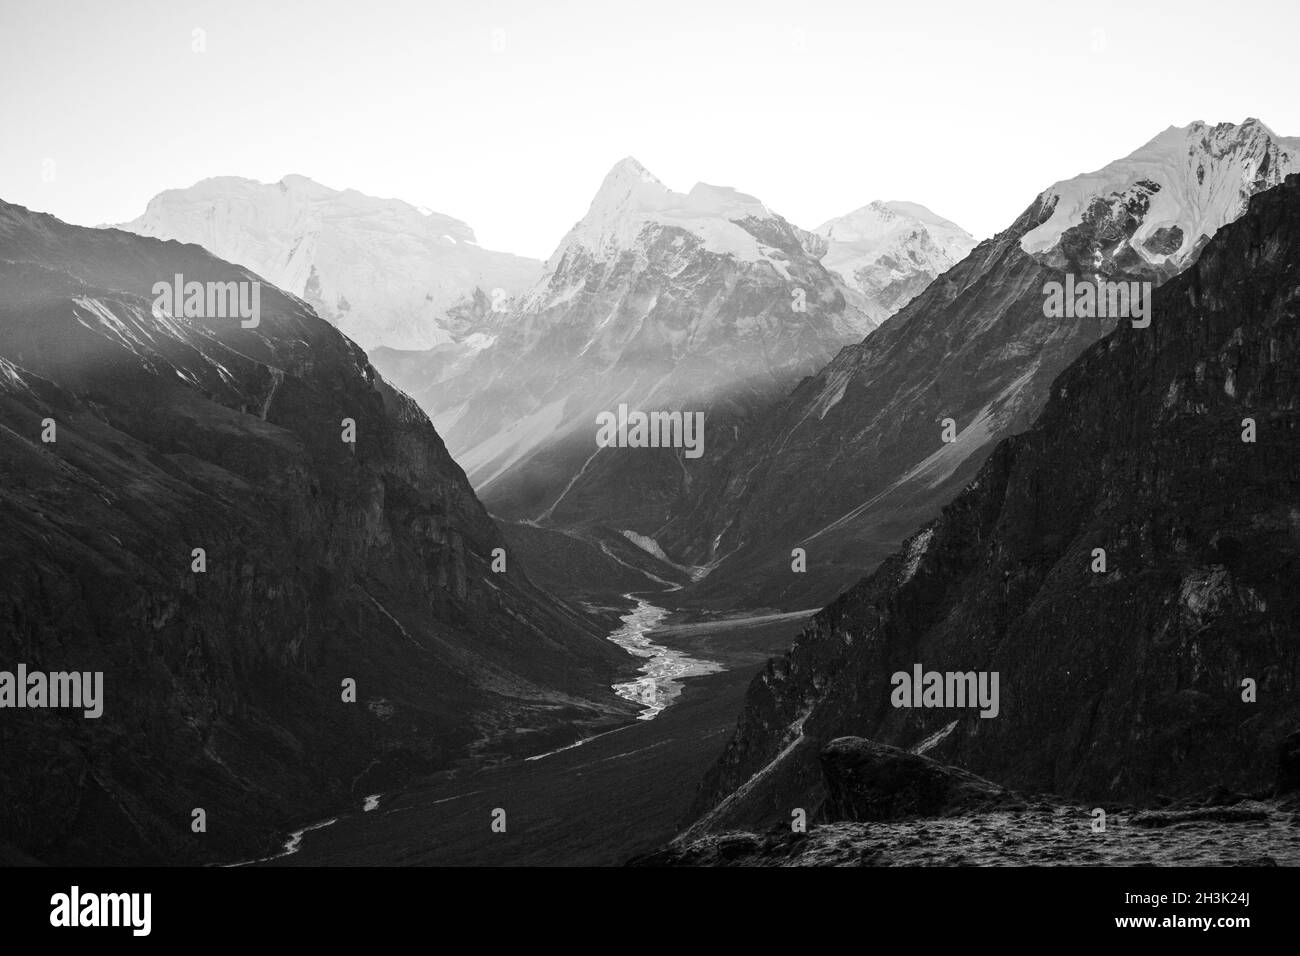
[604,594,723,720]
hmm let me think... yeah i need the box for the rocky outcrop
[820,737,1016,821]
[0,200,636,865]
[685,174,1300,834]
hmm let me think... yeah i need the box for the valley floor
[249,609,808,867]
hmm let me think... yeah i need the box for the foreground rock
[636,804,1300,866]
[637,797,1300,867]
[1131,807,1269,827]
[821,737,1019,821]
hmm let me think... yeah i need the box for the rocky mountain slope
[113,175,541,350]
[0,200,635,865]
[682,172,1300,836]
[660,119,1300,611]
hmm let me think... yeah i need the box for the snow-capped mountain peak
[814,200,977,316]
[600,155,666,192]
[1020,118,1300,267]
[548,158,782,269]
[112,175,540,350]
[818,200,966,243]
[567,157,673,244]
[277,172,336,200]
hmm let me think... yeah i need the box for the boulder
[819,737,1015,821]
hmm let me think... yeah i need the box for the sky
[2,0,1299,260]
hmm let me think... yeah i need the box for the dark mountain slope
[686,175,1300,834]
[0,201,636,865]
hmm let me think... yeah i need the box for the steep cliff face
[0,201,635,865]
[662,120,1300,612]
[687,175,1300,833]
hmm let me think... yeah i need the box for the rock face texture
[660,120,1300,612]
[685,174,1300,835]
[634,803,1300,867]
[0,201,634,865]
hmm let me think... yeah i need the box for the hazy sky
[3,0,1298,259]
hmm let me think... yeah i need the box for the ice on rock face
[1020,119,1300,266]
[111,175,541,351]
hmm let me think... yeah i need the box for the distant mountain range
[113,163,974,555]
